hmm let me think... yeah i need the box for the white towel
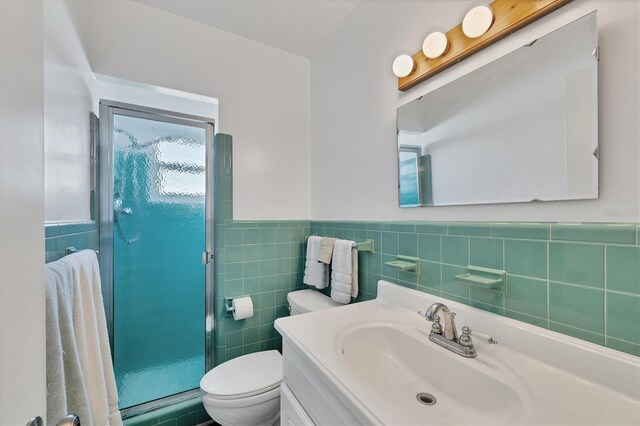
[316,237,337,264]
[330,239,358,304]
[46,262,91,424]
[46,251,122,426]
[303,236,330,289]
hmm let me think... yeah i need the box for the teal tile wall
[213,134,310,365]
[122,398,211,426]
[309,221,640,356]
[45,221,99,263]
[213,133,639,359]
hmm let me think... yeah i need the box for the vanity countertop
[275,281,640,425]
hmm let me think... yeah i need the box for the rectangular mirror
[397,12,598,208]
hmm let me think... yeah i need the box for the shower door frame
[99,100,215,417]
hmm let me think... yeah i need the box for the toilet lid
[287,289,343,313]
[200,350,282,399]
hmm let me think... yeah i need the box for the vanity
[274,281,640,425]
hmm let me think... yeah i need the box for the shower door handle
[202,251,214,265]
[26,417,43,426]
[56,415,80,426]
[26,415,80,426]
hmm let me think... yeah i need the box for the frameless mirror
[397,12,598,207]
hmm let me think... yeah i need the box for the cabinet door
[281,383,314,426]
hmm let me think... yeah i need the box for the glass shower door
[110,110,211,409]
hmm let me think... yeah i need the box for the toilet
[200,289,342,425]
[286,289,343,315]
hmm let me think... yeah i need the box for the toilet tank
[287,289,343,315]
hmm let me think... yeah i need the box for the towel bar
[311,236,375,253]
[66,246,99,256]
[353,239,374,253]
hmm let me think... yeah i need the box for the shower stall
[99,101,215,414]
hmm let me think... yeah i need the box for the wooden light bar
[398,0,572,91]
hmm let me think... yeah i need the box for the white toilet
[200,289,342,426]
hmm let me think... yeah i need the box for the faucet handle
[458,326,474,348]
[470,329,498,344]
[431,315,443,335]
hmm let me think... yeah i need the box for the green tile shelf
[385,255,419,272]
[455,265,506,291]
[455,274,503,288]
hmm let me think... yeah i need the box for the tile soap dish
[455,265,505,292]
[385,255,419,272]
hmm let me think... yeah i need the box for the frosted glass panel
[112,114,206,408]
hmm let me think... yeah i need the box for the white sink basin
[275,281,640,425]
[336,322,526,424]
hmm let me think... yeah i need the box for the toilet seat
[202,385,281,407]
[200,350,282,400]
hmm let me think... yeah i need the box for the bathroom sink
[275,281,640,425]
[335,322,525,424]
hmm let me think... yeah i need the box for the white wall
[44,0,99,222]
[310,0,640,222]
[68,0,311,220]
[0,0,47,423]
[96,74,219,121]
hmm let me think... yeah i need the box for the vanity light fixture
[395,0,570,91]
[462,4,495,38]
[392,54,416,78]
[422,32,450,59]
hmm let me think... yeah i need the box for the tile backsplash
[216,134,638,362]
[310,221,640,356]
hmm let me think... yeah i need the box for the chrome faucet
[420,302,477,358]
[425,302,458,341]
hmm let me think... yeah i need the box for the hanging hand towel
[303,236,330,289]
[316,237,337,264]
[330,239,358,304]
[46,250,122,426]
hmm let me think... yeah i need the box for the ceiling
[133,0,360,58]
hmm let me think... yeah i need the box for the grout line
[502,238,507,302]
[548,320,605,338]
[548,280,606,292]
[606,335,640,346]
[606,289,640,297]
[465,237,470,300]
[504,309,546,321]
[440,236,444,292]
[604,246,608,345]
[546,240,550,328]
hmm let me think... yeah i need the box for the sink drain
[416,392,437,406]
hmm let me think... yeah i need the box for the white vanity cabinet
[280,341,361,426]
[280,383,313,426]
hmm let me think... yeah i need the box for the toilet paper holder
[224,296,251,317]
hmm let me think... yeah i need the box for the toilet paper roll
[232,296,254,321]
